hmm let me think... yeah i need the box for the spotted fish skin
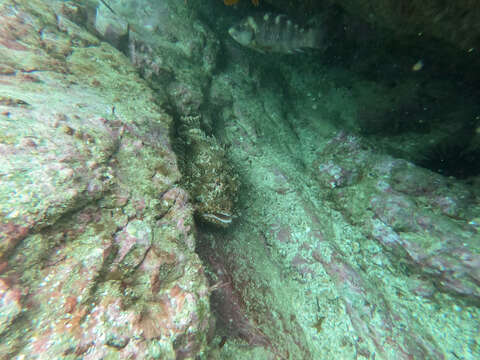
[228,13,322,54]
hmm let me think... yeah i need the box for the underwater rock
[195,47,480,357]
[99,0,238,228]
[59,1,88,26]
[200,130,480,359]
[312,134,365,189]
[312,133,480,303]
[104,0,219,83]
[93,0,129,48]
[0,0,212,358]
[167,81,205,117]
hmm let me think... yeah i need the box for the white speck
[312,104,317,110]
[6,210,20,219]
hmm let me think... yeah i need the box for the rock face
[198,34,480,358]
[104,0,240,227]
[0,1,211,358]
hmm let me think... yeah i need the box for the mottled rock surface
[0,1,211,359]
[1,1,479,360]
[198,41,480,359]
[101,0,240,227]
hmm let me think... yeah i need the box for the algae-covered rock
[94,0,129,48]
[94,0,239,227]
[194,36,480,359]
[0,1,211,358]
[2,0,478,359]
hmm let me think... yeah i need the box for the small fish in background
[228,13,324,54]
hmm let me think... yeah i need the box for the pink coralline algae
[312,133,480,303]
[0,279,24,334]
[0,0,212,358]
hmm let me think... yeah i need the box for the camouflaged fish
[228,13,323,54]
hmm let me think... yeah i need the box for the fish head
[228,19,255,47]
